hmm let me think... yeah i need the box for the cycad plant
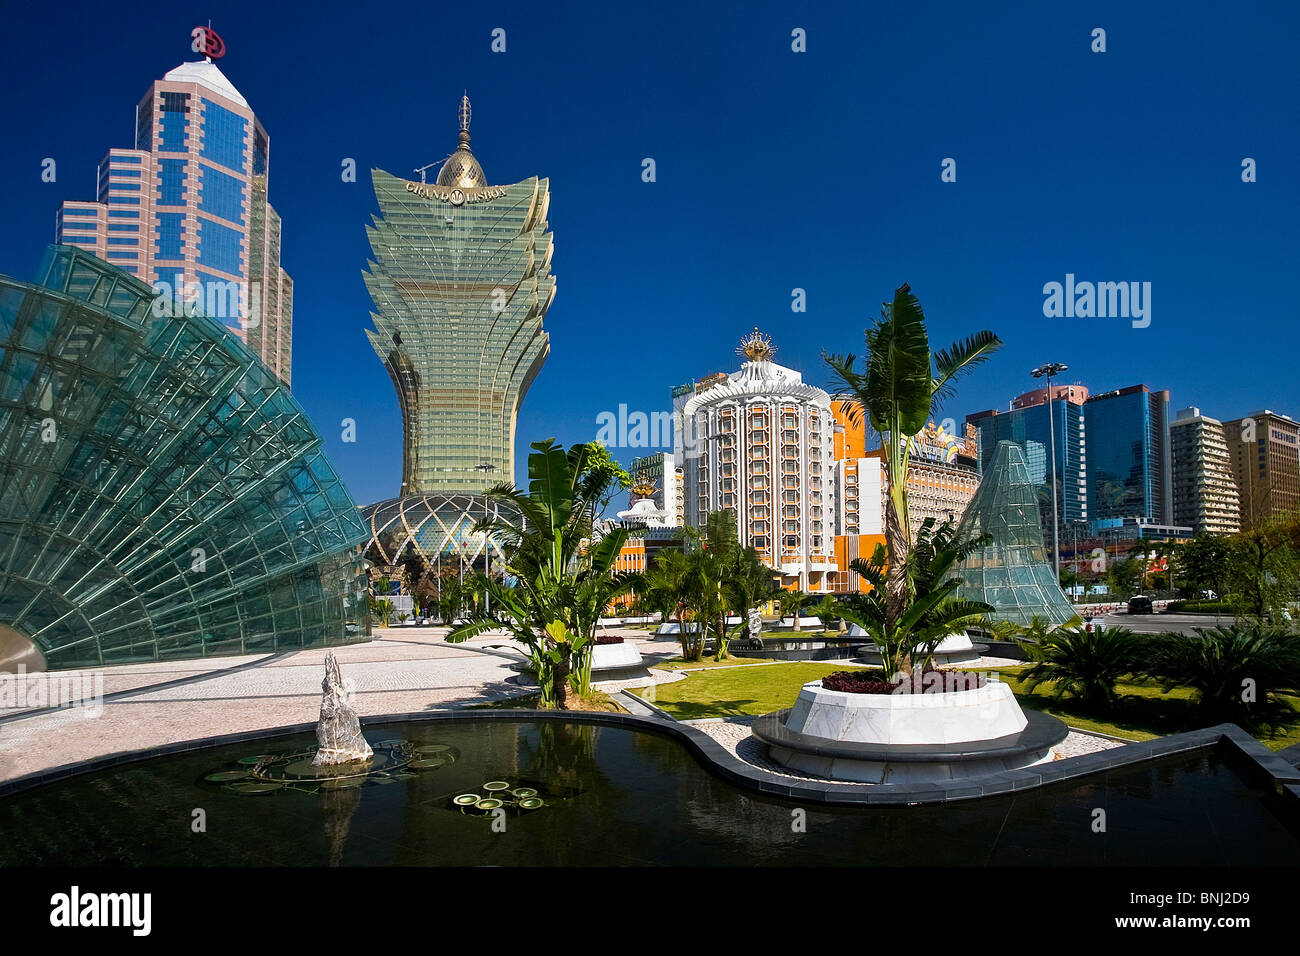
[372,598,395,628]
[1018,625,1141,709]
[825,283,1001,634]
[446,440,638,709]
[838,517,993,675]
[1147,624,1300,728]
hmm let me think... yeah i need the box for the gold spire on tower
[737,327,776,363]
[630,471,658,499]
[437,92,487,188]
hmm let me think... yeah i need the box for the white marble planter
[761,676,1061,784]
[784,679,1027,746]
[590,641,644,673]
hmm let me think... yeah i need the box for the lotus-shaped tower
[362,94,554,496]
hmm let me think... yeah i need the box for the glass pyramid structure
[951,440,1077,628]
[0,246,370,671]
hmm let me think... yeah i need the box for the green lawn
[636,662,850,719]
[635,660,1300,750]
[650,656,777,671]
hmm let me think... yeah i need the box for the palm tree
[780,589,809,631]
[838,517,993,675]
[1147,624,1300,727]
[1018,625,1141,709]
[720,543,780,657]
[825,283,1001,632]
[446,439,637,709]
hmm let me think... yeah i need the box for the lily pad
[453,793,481,806]
[475,798,504,810]
[409,757,447,770]
[518,797,545,810]
[228,781,282,794]
[205,770,250,783]
[483,781,510,792]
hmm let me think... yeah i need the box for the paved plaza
[0,627,1122,786]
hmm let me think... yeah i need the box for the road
[1097,610,1236,636]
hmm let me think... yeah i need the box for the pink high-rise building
[55,50,293,384]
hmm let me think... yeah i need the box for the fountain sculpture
[312,652,374,766]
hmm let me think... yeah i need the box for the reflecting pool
[1,719,1297,866]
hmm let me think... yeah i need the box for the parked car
[1127,595,1154,615]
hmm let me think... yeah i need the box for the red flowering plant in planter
[594,634,625,646]
[822,668,987,695]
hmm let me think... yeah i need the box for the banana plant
[446,440,637,708]
[825,284,1000,634]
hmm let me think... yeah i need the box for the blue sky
[1,0,1296,509]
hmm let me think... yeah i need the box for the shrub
[1019,626,1142,709]
[1146,625,1300,728]
[594,635,625,646]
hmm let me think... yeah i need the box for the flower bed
[821,669,987,695]
[594,635,625,646]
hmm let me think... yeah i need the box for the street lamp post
[1031,362,1069,581]
[475,462,497,614]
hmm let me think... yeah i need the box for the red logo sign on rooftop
[191,26,226,60]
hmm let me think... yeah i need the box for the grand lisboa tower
[360,95,555,586]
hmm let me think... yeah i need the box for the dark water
[1,719,1297,866]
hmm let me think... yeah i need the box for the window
[155,213,185,259]
[201,99,248,173]
[157,159,187,205]
[199,165,246,223]
[197,219,243,275]
[158,92,190,152]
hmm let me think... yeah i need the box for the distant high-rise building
[1224,410,1300,528]
[630,452,683,527]
[54,43,293,384]
[1084,385,1171,527]
[678,330,836,592]
[967,384,1089,538]
[1169,407,1241,536]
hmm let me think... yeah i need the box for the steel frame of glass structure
[0,246,370,672]
[951,441,1077,628]
[363,493,517,588]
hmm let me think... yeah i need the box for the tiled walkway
[0,626,564,783]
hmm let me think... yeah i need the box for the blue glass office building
[1084,385,1172,526]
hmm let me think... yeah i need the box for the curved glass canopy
[0,246,370,671]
